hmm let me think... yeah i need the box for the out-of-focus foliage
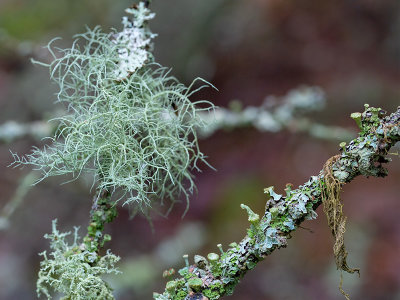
[0,0,116,40]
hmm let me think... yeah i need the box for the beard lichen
[321,155,360,299]
[11,4,214,215]
[13,4,215,299]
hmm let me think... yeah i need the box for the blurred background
[0,0,400,299]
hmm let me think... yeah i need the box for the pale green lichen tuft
[240,203,260,224]
[350,112,362,129]
[37,220,120,300]
[11,5,214,213]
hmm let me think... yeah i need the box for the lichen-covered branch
[83,189,117,254]
[0,171,39,230]
[36,221,120,300]
[154,105,400,300]
[0,120,52,143]
[198,86,355,141]
[10,4,214,213]
[36,189,120,299]
[1,86,353,145]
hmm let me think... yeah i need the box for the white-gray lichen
[11,5,214,212]
[37,220,120,300]
[198,86,326,136]
[113,3,156,80]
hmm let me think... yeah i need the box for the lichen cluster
[83,191,117,253]
[8,0,400,298]
[321,104,400,298]
[37,220,120,300]
[154,181,321,300]
[113,3,156,80]
[155,105,400,300]
[15,3,215,299]
[334,104,395,182]
[198,86,327,137]
[11,4,214,212]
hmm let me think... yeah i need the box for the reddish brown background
[0,0,399,299]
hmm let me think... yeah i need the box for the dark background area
[0,0,399,299]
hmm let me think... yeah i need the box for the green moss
[246,227,256,239]
[178,267,197,281]
[228,242,238,248]
[166,280,177,293]
[210,282,224,291]
[270,214,291,232]
[359,104,384,137]
[175,290,187,300]
[203,288,221,299]
[211,263,223,278]
[188,277,203,292]
[246,260,257,270]
[203,282,225,300]
[83,194,117,252]
[224,282,238,296]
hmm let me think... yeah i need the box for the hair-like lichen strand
[12,6,214,214]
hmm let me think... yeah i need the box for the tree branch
[82,189,117,255]
[198,86,355,141]
[154,105,400,300]
[1,87,354,144]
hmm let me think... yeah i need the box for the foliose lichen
[155,106,399,300]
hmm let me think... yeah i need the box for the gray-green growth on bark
[154,104,400,300]
[7,3,399,299]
